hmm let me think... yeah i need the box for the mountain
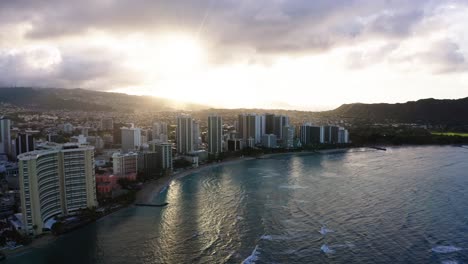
[0,87,208,111]
[324,98,468,124]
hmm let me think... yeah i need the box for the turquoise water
[7,146,468,264]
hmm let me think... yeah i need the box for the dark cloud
[0,48,138,88]
[0,0,450,53]
[0,0,466,89]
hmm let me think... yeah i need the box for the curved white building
[18,143,97,235]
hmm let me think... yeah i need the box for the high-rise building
[323,126,340,144]
[264,114,289,140]
[193,120,200,151]
[153,143,173,172]
[0,118,11,156]
[101,118,114,131]
[238,114,264,144]
[138,152,159,179]
[265,114,276,135]
[338,127,350,144]
[112,152,138,176]
[274,115,289,139]
[282,126,295,149]
[152,122,168,139]
[18,143,97,235]
[261,134,277,148]
[208,116,223,156]
[15,132,35,156]
[121,126,142,152]
[300,124,323,146]
[176,116,194,155]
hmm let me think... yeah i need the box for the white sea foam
[319,226,334,235]
[260,234,288,241]
[441,261,459,264]
[320,244,335,254]
[242,245,260,264]
[432,246,463,253]
[237,216,244,220]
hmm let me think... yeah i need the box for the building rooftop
[18,142,94,161]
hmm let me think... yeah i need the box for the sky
[0,0,468,110]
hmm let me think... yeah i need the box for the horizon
[1,1,468,109]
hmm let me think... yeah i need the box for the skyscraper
[238,114,264,144]
[208,115,223,156]
[282,125,295,149]
[18,143,97,235]
[15,132,35,156]
[121,126,142,152]
[0,117,11,156]
[152,122,168,142]
[273,115,289,139]
[193,120,200,151]
[152,142,173,172]
[176,116,194,154]
[300,124,323,146]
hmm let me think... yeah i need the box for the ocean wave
[432,246,463,253]
[279,185,307,189]
[320,244,335,254]
[441,261,459,264]
[319,226,334,235]
[242,245,260,264]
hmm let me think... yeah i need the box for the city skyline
[0,1,467,110]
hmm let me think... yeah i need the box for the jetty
[134,203,169,207]
[369,146,387,151]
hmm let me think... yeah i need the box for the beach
[135,156,255,203]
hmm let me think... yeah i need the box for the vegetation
[322,97,468,125]
[350,126,468,145]
[431,132,468,137]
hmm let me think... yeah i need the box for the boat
[134,203,169,207]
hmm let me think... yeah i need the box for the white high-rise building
[0,117,11,156]
[176,116,194,155]
[282,125,295,149]
[121,126,142,152]
[18,143,97,235]
[208,115,223,156]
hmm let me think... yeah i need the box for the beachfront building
[282,126,295,149]
[208,115,223,157]
[112,152,138,176]
[261,134,277,148]
[150,142,173,172]
[18,143,97,235]
[121,126,142,152]
[176,116,194,155]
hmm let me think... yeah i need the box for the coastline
[135,156,255,203]
[2,146,372,259]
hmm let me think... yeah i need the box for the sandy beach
[135,156,255,203]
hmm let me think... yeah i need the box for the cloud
[0,0,467,92]
[0,47,139,89]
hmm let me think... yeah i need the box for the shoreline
[5,144,443,259]
[135,156,255,203]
